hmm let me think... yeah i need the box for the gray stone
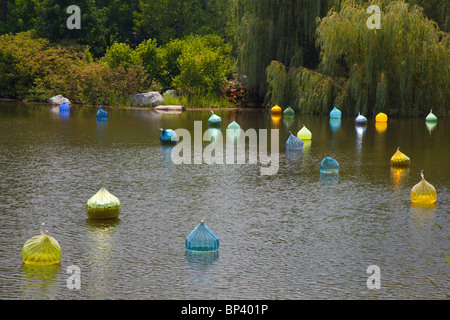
[163,89,178,99]
[130,92,164,107]
[49,95,71,105]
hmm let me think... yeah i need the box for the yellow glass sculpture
[22,223,61,265]
[375,112,388,123]
[411,171,437,205]
[271,104,282,114]
[297,125,312,140]
[86,185,122,219]
[390,147,410,167]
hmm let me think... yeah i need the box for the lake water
[0,101,448,300]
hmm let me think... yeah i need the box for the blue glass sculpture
[320,157,339,174]
[159,128,178,145]
[96,106,108,120]
[208,111,222,127]
[59,102,70,112]
[286,133,303,149]
[186,220,219,253]
[330,107,342,119]
[355,113,367,125]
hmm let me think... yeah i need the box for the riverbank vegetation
[0,0,448,116]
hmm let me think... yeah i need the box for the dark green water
[0,102,448,299]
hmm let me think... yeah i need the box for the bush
[0,31,149,105]
[168,34,233,96]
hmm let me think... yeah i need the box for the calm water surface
[0,102,448,300]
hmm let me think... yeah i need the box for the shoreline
[0,98,265,112]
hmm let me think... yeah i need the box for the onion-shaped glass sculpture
[297,125,312,140]
[59,102,70,111]
[159,128,178,145]
[425,110,438,122]
[283,107,295,118]
[375,112,388,123]
[227,120,241,131]
[329,107,342,119]
[271,104,282,114]
[96,106,108,120]
[390,147,410,167]
[22,223,61,265]
[208,110,222,127]
[86,185,122,219]
[411,171,437,205]
[320,157,339,174]
[186,220,219,252]
[355,113,367,125]
[286,133,303,149]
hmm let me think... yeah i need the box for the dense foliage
[0,0,448,114]
[263,1,449,116]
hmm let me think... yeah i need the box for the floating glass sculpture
[286,133,303,149]
[355,113,367,125]
[159,128,178,145]
[227,120,241,131]
[283,107,295,118]
[375,112,388,123]
[186,220,219,253]
[86,185,122,219]
[96,106,108,120]
[22,223,61,265]
[410,171,437,205]
[320,157,339,174]
[271,104,282,114]
[208,110,222,127]
[425,110,438,122]
[329,107,342,119]
[59,102,70,111]
[297,125,312,140]
[390,147,410,167]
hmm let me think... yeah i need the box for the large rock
[49,95,71,105]
[163,89,178,99]
[130,92,164,107]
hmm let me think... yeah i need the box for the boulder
[49,95,71,105]
[163,89,178,99]
[130,92,164,107]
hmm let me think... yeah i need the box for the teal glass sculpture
[186,220,219,253]
[330,107,342,119]
[320,157,339,174]
[159,128,178,145]
[208,111,222,127]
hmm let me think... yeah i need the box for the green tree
[133,0,231,45]
[265,1,450,117]
[233,0,339,99]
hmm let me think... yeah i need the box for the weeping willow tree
[266,0,449,116]
[233,0,339,101]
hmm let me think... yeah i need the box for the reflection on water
[410,204,436,230]
[329,119,341,132]
[271,114,281,128]
[20,263,61,299]
[85,218,121,299]
[426,121,437,134]
[375,122,387,133]
[320,172,339,185]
